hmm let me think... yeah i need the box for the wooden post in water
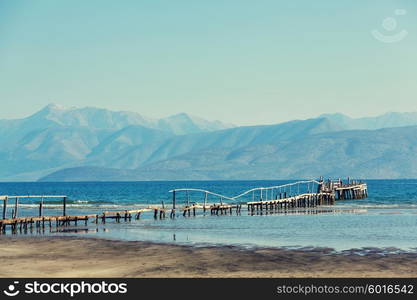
[204,192,208,212]
[2,196,7,219]
[172,191,176,209]
[63,196,67,216]
[13,197,19,219]
[161,201,166,219]
[171,190,176,218]
[39,197,44,217]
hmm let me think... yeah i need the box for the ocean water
[1,180,417,251]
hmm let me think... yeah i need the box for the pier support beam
[2,196,8,220]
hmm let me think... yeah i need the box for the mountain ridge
[39,125,417,181]
[2,104,417,181]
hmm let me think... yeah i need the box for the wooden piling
[2,196,8,220]
[204,192,208,212]
[39,197,44,217]
[13,197,19,219]
[63,196,67,216]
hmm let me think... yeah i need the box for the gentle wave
[337,204,417,209]
[17,203,151,209]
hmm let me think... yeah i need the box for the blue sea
[1,180,417,252]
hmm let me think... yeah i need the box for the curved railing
[169,180,321,203]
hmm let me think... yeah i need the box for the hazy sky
[0,0,416,125]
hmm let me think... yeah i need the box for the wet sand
[0,236,417,277]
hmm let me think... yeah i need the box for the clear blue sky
[0,0,416,125]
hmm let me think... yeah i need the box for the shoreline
[1,236,417,278]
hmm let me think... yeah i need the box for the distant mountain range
[320,112,417,130]
[2,104,417,181]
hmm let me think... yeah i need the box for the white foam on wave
[338,204,417,209]
[18,203,150,209]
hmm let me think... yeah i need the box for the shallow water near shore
[1,179,417,252]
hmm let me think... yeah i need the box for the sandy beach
[0,236,416,278]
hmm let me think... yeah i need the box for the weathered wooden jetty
[0,195,100,233]
[0,194,172,233]
[0,178,367,234]
[169,178,367,217]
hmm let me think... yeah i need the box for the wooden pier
[0,178,367,234]
[169,178,367,218]
[0,195,100,233]
[0,215,98,233]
